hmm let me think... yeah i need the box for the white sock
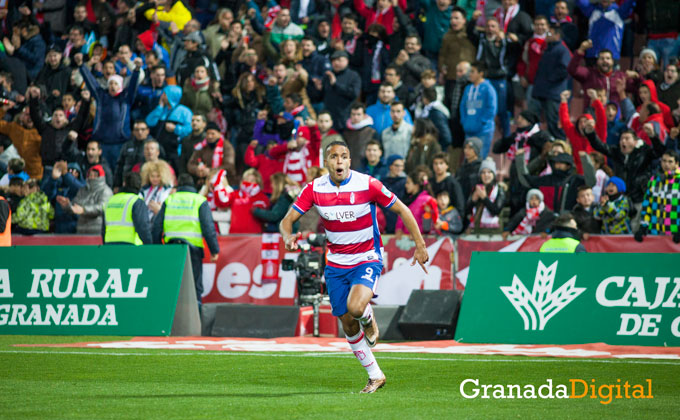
[356,304,373,327]
[346,331,383,380]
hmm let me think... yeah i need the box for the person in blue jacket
[459,61,497,159]
[145,85,193,172]
[366,83,413,136]
[80,59,142,170]
[576,0,635,61]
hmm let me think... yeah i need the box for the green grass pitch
[1,336,679,420]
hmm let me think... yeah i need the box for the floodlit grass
[1,336,679,419]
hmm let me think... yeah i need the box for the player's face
[326,144,351,184]
[432,158,448,176]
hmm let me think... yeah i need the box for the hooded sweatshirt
[637,80,674,130]
[559,100,604,174]
[145,85,193,160]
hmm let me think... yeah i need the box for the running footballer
[280,141,429,393]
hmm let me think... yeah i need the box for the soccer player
[280,141,429,393]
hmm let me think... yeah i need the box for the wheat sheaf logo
[500,261,586,331]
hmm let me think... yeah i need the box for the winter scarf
[195,136,225,168]
[513,201,545,235]
[506,124,540,163]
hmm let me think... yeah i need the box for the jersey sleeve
[292,181,314,214]
[368,177,397,208]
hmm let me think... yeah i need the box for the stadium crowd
[0,0,679,242]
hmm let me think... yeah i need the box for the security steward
[103,172,152,245]
[0,193,10,246]
[153,173,219,305]
[540,213,587,253]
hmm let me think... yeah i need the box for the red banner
[201,235,454,306]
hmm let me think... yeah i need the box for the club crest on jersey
[350,192,355,204]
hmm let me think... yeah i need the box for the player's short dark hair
[390,100,404,109]
[317,110,332,119]
[325,140,349,155]
[123,172,142,191]
[405,33,421,45]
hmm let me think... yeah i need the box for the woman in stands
[466,158,506,234]
[253,172,300,232]
[140,161,174,221]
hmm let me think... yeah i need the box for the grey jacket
[72,177,113,234]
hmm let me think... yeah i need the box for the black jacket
[152,186,220,256]
[31,96,91,167]
[101,188,153,245]
[585,130,666,203]
[572,203,602,234]
[314,67,361,132]
[431,174,465,215]
[456,158,481,203]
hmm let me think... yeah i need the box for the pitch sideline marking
[1,349,679,365]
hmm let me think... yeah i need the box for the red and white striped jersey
[292,170,397,267]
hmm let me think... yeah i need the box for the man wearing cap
[67,165,114,234]
[177,29,216,85]
[103,172,152,245]
[187,122,236,186]
[153,173,220,307]
[315,50,361,132]
[35,44,71,111]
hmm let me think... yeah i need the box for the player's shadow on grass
[102,392,342,399]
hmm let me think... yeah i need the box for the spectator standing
[576,0,635,61]
[80,59,142,169]
[146,84,193,171]
[459,61,497,158]
[532,24,572,139]
[636,150,680,242]
[381,100,413,158]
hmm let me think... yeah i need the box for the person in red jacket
[637,79,674,129]
[630,102,669,146]
[517,15,549,107]
[353,0,406,35]
[559,89,604,174]
[219,168,270,233]
[244,140,288,194]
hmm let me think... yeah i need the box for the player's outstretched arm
[389,199,429,273]
[280,207,303,251]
